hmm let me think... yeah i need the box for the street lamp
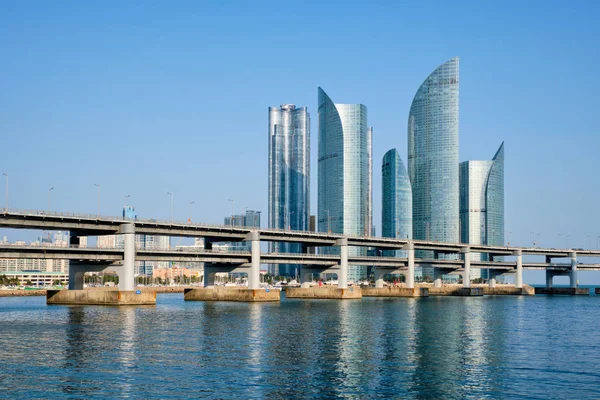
[94,184,100,217]
[124,194,131,208]
[2,173,7,211]
[48,187,54,212]
[228,198,234,226]
[508,231,512,246]
[166,192,174,222]
[188,200,195,223]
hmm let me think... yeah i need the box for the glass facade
[459,142,505,279]
[268,104,310,277]
[382,149,412,257]
[408,57,460,280]
[318,87,372,282]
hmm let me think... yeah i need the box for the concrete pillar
[515,250,523,289]
[570,251,578,288]
[405,243,415,289]
[461,247,471,288]
[336,238,348,289]
[300,268,313,289]
[203,263,216,288]
[68,264,85,290]
[246,231,260,290]
[120,223,136,291]
[375,268,385,288]
[433,269,442,288]
[546,270,553,289]
[489,278,497,288]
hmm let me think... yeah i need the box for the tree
[26,280,33,286]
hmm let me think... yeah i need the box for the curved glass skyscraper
[318,87,372,281]
[459,142,505,278]
[268,104,310,277]
[408,57,460,277]
[382,149,412,257]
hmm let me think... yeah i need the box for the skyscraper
[382,149,412,257]
[459,142,505,280]
[408,57,460,280]
[268,104,310,277]
[318,87,372,281]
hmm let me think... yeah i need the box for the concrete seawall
[46,290,156,305]
[427,287,484,296]
[535,287,590,295]
[286,287,362,299]
[0,286,191,297]
[362,287,428,297]
[184,287,280,302]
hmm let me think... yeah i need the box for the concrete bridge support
[461,247,471,288]
[546,270,554,289]
[119,223,136,291]
[68,261,117,290]
[203,263,217,288]
[301,269,313,288]
[433,269,443,288]
[514,250,523,289]
[375,268,386,288]
[487,269,505,288]
[570,251,578,288]
[68,265,86,290]
[246,231,260,290]
[404,242,415,289]
[337,238,348,289]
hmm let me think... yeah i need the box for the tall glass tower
[318,87,372,282]
[459,142,505,279]
[268,104,310,277]
[408,57,460,280]
[382,149,412,257]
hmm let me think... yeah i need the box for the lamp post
[124,194,131,208]
[48,187,54,212]
[94,184,100,217]
[166,192,174,222]
[188,201,195,223]
[228,198,234,226]
[2,173,7,211]
[508,231,512,246]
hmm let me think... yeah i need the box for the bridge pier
[247,231,260,290]
[570,251,578,288]
[337,238,348,289]
[461,247,471,288]
[514,250,523,289]
[119,223,136,291]
[546,269,554,289]
[405,242,415,289]
[374,268,386,288]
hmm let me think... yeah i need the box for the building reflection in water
[409,297,508,398]
[62,306,107,396]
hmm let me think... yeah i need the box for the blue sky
[1,1,599,283]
